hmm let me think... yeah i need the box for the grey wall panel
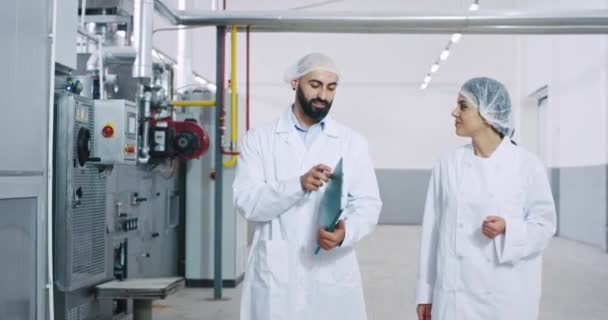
[0,0,50,172]
[0,197,37,320]
[558,165,607,251]
[56,0,77,70]
[106,164,180,279]
[376,169,431,225]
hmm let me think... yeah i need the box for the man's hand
[416,304,432,320]
[300,164,332,192]
[482,216,506,239]
[317,220,346,251]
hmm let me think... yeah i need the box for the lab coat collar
[463,137,515,168]
[275,106,339,137]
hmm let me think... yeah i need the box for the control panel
[94,99,139,165]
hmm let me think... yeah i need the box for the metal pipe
[152,1,608,35]
[138,91,152,163]
[223,25,238,168]
[213,25,225,300]
[97,35,105,99]
[133,0,154,78]
[154,0,179,25]
[47,0,58,317]
[80,0,87,31]
[87,47,137,71]
[246,25,250,131]
[176,0,192,95]
[171,100,216,107]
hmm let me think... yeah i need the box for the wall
[517,0,608,250]
[151,0,608,250]
[0,0,51,318]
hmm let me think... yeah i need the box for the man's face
[293,70,338,122]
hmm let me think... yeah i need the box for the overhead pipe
[86,47,137,72]
[152,1,608,35]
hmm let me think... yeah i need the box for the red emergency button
[102,125,114,138]
[125,145,135,153]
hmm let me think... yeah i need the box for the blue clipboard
[314,158,343,254]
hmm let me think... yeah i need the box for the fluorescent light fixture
[420,83,428,90]
[469,3,479,11]
[430,63,440,73]
[440,49,450,61]
[424,75,431,83]
[451,33,462,43]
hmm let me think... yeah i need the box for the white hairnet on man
[284,52,341,82]
[459,77,513,137]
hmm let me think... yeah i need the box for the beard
[296,84,333,122]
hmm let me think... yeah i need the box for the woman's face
[451,94,487,137]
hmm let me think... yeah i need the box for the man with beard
[234,53,382,320]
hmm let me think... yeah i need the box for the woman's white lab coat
[234,108,382,320]
[416,138,556,320]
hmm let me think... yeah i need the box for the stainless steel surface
[81,0,135,16]
[0,171,44,176]
[56,0,78,69]
[94,99,139,165]
[0,198,37,320]
[54,93,108,292]
[133,0,154,78]
[138,91,152,163]
[153,1,608,34]
[87,47,137,72]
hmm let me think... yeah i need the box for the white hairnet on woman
[415,77,556,320]
[284,52,341,82]
[459,77,513,137]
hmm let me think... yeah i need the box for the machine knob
[102,125,114,138]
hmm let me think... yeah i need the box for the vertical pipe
[213,25,226,300]
[97,34,105,99]
[246,25,250,131]
[133,0,154,79]
[80,0,87,31]
[230,25,237,150]
[47,0,59,318]
[138,91,152,163]
[176,0,192,95]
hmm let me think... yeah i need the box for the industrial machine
[149,117,210,160]
[53,88,110,320]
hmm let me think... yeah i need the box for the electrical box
[94,99,139,165]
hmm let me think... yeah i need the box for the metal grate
[77,301,92,319]
[69,100,107,287]
[67,307,78,320]
[55,94,108,291]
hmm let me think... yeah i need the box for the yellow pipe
[223,25,238,167]
[170,100,216,107]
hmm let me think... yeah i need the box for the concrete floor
[153,226,608,320]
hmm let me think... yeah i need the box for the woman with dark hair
[415,77,556,320]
